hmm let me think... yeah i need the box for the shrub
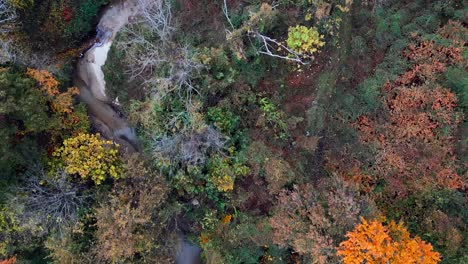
[286,25,325,56]
[7,0,33,9]
[52,133,122,185]
[207,154,249,192]
[207,107,239,135]
[0,206,19,257]
[200,213,285,264]
[258,97,289,139]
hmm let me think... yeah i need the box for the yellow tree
[53,133,122,184]
[337,218,441,264]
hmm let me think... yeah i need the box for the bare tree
[0,0,16,62]
[115,0,202,98]
[115,24,168,81]
[137,0,174,41]
[153,126,225,169]
[11,167,87,235]
[0,38,16,63]
[0,0,16,31]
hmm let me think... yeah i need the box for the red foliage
[395,40,462,87]
[62,7,73,22]
[353,38,466,197]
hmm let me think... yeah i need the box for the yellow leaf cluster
[337,218,441,264]
[286,25,325,55]
[53,133,122,185]
[209,155,248,192]
[212,174,234,192]
[7,0,33,9]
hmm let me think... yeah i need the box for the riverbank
[73,0,201,262]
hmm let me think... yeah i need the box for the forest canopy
[0,0,467,263]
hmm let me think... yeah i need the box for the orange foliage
[353,37,466,194]
[0,257,16,264]
[436,21,468,47]
[337,218,441,264]
[26,68,84,131]
[345,167,375,194]
[52,87,80,114]
[26,68,60,96]
[200,233,210,245]
[26,68,79,114]
[220,214,232,224]
[436,169,465,190]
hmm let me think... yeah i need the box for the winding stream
[74,0,201,262]
[74,0,140,152]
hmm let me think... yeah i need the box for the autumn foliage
[95,154,170,262]
[0,257,16,264]
[52,133,122,184]
[26,68,85,131]
[354,25,466,196]
[338,218,441,264]
[269,178,371,264]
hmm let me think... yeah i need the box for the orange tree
[337,218,441,264]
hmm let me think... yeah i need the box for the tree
[0,205,19,257]
[337,218,441,264]
[52,133,122,185]
[18,0,107,52]
[0,66,87,178]
[95,154,173,263]
[7,0,33,10]
[269,177,373,263]
[11,167,86,234]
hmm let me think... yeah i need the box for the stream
[74,0,201,262]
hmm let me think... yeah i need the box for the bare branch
[137,0,174,41]
[221,2,309,64]
[152,126,226,169]
[248,30,310,65]
[10,167,87,235]
[222,0,234,31]
[0,38,16,63]
[0,0,16,30]
[114,0,202,99]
